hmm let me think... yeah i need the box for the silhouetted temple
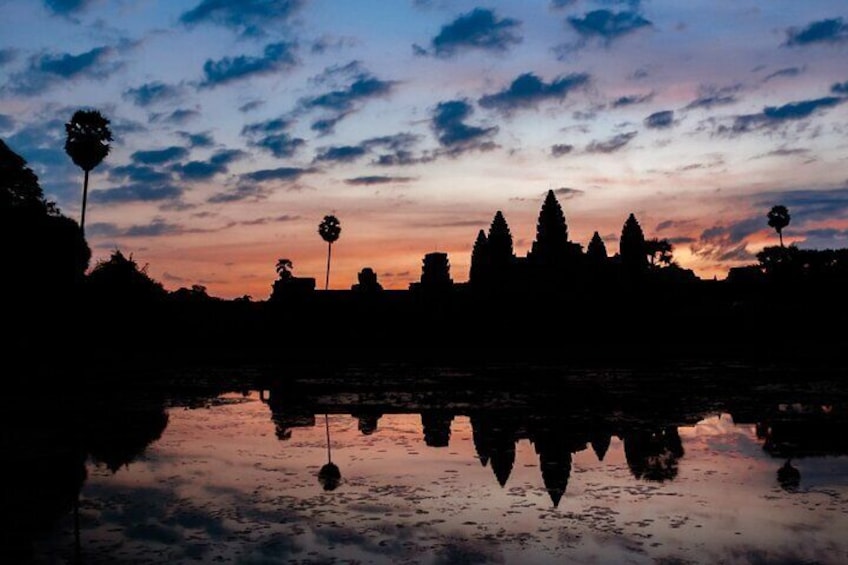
[465,189,694,292]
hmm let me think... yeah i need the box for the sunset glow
[2,1,847,297]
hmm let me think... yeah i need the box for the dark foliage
[86,250,166,303]
[1,139,89,301]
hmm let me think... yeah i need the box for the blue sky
[1,0,847,296]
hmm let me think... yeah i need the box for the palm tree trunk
[779,230,784,248]
[324,242,332,290]
[80,169,90,235]
[325,413,332,463]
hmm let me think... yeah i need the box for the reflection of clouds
[719,543,841,565]
[81,484,225,561]
[61,402,848,564]
[433,538,504,564]
[679,414,764,458]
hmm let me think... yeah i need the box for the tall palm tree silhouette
[318,414,341,491]
[767,205,791,248]
[318,215,341,290]
[64,109,112,235]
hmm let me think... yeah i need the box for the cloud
[5,118,68,170]
[239,214,300,225]
[478,72,589,114]
[727,96,845,134]
[551,187,583,199]
[124,219,188,238]
[0,48,17,66]
[693,216,762,262]
[132,146,190,165]
[89,217,239,238]
[180,0,305,37]
[109,164,172,184]
[372,151,434,167]
[255,134,306,158]
[5,46,118,94]
[123,81,183,107]
[567,9,651,43]
[656,219,693,232]
[585,131,637,153]
[200,42,297,87]
[36,46,111,77]
[310,113,349,135]
[363,133,421,152]
[314,145,367,163]
[89,183,184,204]
[0,114,14,131]
[300,72,395,134]
[43,0,95,15]
[550,143,573,157]
[754,187,848,223]
[311,35,357,54]
[549,0,577,10]
[344,176,414,186]
[763,67,804,82]
[784,18,848,47]
[419,8,521,57]
[431,99,498,154]
[208,168,314,203]
[177,131,214,148]
[238,100,264,113]
[644,110,674,129]
[668,236,696,245]
[172,149,245,181]
[758,147,809,158]
[241,117,304,158]
[241,117,290,136]
[242,167,313,183]
[684,84,742,110]
[797,227,848,249]
[362,132,428,165]
[832,81,848,95]
[612,92,653,107]
[302,74,394,112]
[151,109,200,125]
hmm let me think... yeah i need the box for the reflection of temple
[259,375,848,507]
[421,411,454,447]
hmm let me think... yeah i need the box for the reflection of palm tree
[64,109,112,235]
[318,215,341,290]
[767,205,791,248]
[777,459,800,491]
[318,414,341,491]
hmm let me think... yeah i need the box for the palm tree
[64,109,112,235]
[275,258,293,281]
[767,205,791,247]
[318,215,341,290]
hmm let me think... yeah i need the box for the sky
[1,0,847,297]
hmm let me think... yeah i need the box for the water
[10,367,848,564]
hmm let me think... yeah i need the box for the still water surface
[31,383,848,564]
